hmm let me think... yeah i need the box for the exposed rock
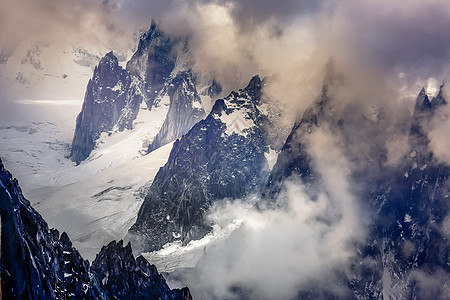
[70,51,135,164]
[128,76,279,253]
[148,70,206,152]
[0,159,192,299]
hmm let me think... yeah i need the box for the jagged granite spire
[348,86,450,299]
[0,159,192,299]
[262,62,341,200]
[127,75,279,253]
[126,20,179,108]
[70,22,194,163]
[70,51,134,164]
[263,76,450,298]
[148,70,206,152]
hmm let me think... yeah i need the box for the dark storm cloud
[0,0,130,54]
[325,0,450,83]
[119,0,324,26]
[224,0,324,28]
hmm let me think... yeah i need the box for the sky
[2,0,450,104]
[1,0,450,299]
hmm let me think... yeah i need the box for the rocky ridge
[0,158,192,299]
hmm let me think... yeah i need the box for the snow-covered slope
[0,38,132,101]
[127,75,292,254]
[143,218,242,273]
[58,99,170,185]
[0,96,170,191]
[0,100,81,192]
[0,95,175,261]
[70,22,221,163]
[30,142,173,261]
[0,159,192,299]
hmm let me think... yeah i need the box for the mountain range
[1,20,449,300]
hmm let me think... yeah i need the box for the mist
[171,124,369,299]
[1,0,450,299]
[4,0,450,108]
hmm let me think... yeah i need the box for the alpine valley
[1,9,450,300]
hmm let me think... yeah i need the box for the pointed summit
[128,75,279,253]
[70,51,132,164]
[244,75,263,101]
[322,57,343,92]
[126,21,179,108]
[133,20,159,57]
[414,84,447,115]
[415,87,431,111]
[0,159,192,299]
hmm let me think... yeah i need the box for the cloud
[2,0,450,297]
[117,0,450,114]
[428,100,450,166]
[175,126,368,299]
[0,0,131,50]
[224,0,324,29]
[322,0,450,82]
[5,0,450,112]
[410,269,450,299]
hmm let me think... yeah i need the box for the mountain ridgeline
[147,70,206,152]
[127,75,287,253]
[0,159,192,299]
[263,71,450,298]
[127,60,449,298]
[70,21,216,164]
[70,51,135,163]
[65,18,449,298]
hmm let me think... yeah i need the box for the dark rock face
[128,76,276,253]
[263,62,342,200]
[70,51,135,164]
[263,91,326,200]
[126,21,179,109]
[264,77,450,298]
[91,240,192,300]
[347,88,450,300]
[148,70,206,152]
[204,79,223,99]
[0,159,99,299]
[0,159,192,299]
[70,22,205,163]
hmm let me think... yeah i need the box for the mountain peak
[98,51,118,67]
[244,74,263,102]
[134,20,163,57]
[322,58,344,94]
[0,159,192,299]
[419,87,427,95]
[414,84,447,114]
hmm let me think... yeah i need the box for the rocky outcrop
[348,87,450,300]
[70,21,206,163]
[91,240,191,300]
[263,72,450,298]
[126,21,179,109]
[148,70,206,152]
[70,51,136,164]
[0,159,192,299]
[128,76,279,253]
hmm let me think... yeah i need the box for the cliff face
[148,70,206,152]
[70,51,137,164]
[0,159,192,300]
[128,76,279,253]
[126,21,179,109]
[70,22,211,164]
[263,79,450,298]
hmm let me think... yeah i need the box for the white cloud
[180,127,367,299]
